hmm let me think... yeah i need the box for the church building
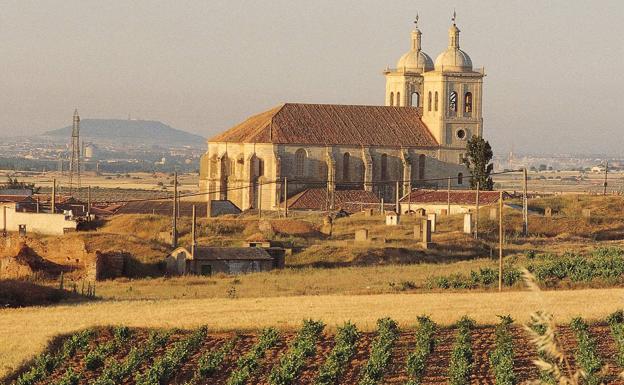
[199,16,485,211]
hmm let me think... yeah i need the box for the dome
[397,50,434,72]
[434,23,473,72]
[434,48,472,72]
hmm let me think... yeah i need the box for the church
[199,16,485,211]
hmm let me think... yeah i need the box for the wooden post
[258,180,262,219]
[447,178,451,215]
[172,172,178,248]
[523,168,528,236]
[191,205,196,258]
[408,186,412,213]
[498,191,504,292]
[36,197,40,213]
[51,178,56,214]
[604,161,609,195]
[395,180,400,214]
[284,177,288,218]
[2,206,6,236]
[87,185,91,218]
[474,181,480,239]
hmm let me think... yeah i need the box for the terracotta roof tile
[400,189,508,205]
[210,103,438,147]
[287,188,380,213]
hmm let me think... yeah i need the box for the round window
[456,129,466,140]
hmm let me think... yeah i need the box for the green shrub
[314,322,359,385]
[405,316,437,385]
[448,316,475,385]
[226,328,280,385]
[570,318,604,385]
[269,320,325,385]
[358,318,399,385]
[489,315,515,385]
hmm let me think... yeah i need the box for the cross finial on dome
[414,13,419,28]
[452,9,456,25]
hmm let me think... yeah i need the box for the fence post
[498,191,504,292]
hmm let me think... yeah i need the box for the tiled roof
[0,195,35,203]
[209,103,438,147]
[287,188,380,213]
[192,247,273,261]
[399,189,508,205]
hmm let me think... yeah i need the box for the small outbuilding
[165,246,276,276]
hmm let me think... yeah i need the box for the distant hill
[42,119,205,147]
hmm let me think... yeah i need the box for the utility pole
[284,177,288,218]
[191,205,196,258]
[603,161,609,195]
[498,191,504,292]
[474,181,480,239]
[395,180,400,214]
[522,168,528,236]
[447,178,451,215]
[87,185,91,219]
[3,206,6,236]
[69,109,81,196]
[258,181,262,219]
[51,178,56,214]
[172,172,178,248]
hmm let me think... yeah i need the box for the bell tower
[383,15,434,108]
[421,13,484,163]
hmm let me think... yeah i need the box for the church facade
[199,17,485,211]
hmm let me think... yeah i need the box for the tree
[462,136,494,190]
[1,177,39,193]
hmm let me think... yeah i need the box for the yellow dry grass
[2,287,624,377]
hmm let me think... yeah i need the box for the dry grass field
[3,287,624,378]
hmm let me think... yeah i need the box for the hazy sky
[2,0,623,155]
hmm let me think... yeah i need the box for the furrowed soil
[7,322,624,385]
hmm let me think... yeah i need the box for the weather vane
[452,9,456,24]
[414,13,419,28]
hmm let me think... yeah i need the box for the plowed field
[6,317,624,385]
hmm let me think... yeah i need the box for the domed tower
[422,13,485,163]
[384,15,434,108]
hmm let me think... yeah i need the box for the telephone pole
[172,172,178,248]
[603,161,609,196]
[522,168,528,236]
[474,181,480,239]
[69,109,81,196]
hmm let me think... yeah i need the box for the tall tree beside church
[462,136,494,190]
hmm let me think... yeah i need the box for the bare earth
[2,287,624,377]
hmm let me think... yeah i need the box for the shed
[399,189,509,215]
[165,246,276,276]
[385,211,400,225]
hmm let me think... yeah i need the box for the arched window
[434,92,439,111]
[427,92,432,111]
[380,154,388,180]
[464,92,473,114]
[389,92,394,106]
[449,91,458,112]
[457,172,463,185]
[295,148,306,177]
[396,92,401,106]
[418,154,425,180]
[411,92,420,107]
[343,152,350,181]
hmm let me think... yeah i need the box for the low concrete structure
[427,213,437,233]
[385,211,400,225]
[0,203,77,235]
[463,213,473,234]
[544,207,552,217]
[165,246,277,276]
[355,229,369,242]
[420,219,433,249]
